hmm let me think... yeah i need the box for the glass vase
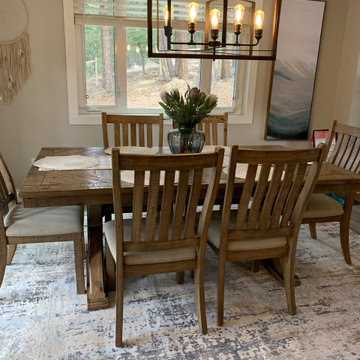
[167,122,205,154]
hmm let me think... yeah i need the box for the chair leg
[176,271,185,284]
[115,269,124,347]
[251,260,260,273]
[194,267,207,334]
[74,235,86,294]
[217,255,226,326]
[283,256,296,316]
[309,223,317,239]
[105,242,116,291]
[0,243,6,287]
[340,220,351,265]
[339,193,356,265]
[6,244,17,265]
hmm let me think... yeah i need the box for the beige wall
[0,0,352,186]
[334,0,360,127]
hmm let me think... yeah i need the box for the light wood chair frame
[302,120,360,264]
[107,147,224,347]
[0,153,85,294]
[102,112,164,148]
[208,145,326,326]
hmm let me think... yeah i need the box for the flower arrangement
[159,86,218,124]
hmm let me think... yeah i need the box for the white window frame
[63,0,258,125]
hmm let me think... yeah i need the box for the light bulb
[254,10,264,30]
[127,44,131,51]
[234,4,245,25]
[210,8,220,30]
[188,2,199,23]
[163,5,173,26]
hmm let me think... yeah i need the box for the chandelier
[147,0,282,60]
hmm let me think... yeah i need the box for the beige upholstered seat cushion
[5,204,83,237]
[207,211,287,251]
[104,220,196,265]
[303,193,344,219]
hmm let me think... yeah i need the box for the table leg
[86,204,109,310]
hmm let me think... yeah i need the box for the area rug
[1,223,360,359]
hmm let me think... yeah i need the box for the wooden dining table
[18,146,360,310]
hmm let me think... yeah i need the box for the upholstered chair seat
[104,220,196,265]
[5,204,83,237]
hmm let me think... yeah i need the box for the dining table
[18,146,360,310]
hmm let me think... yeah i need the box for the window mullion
[200,59,212,94]
[115,26,127,111]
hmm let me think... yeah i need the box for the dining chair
[0,152,85,294]
[172,113,228,146]
[104,147,224,346]
[207,144,326,326]
[302,120,360,264]
[197,114,228,146]
[101,112,164,148]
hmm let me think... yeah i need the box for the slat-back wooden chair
[172,113,228,145]
[102,112,164,148]
[0,153,85,294]
[207,145,326,326]
[197,114,228,145]
[104,147,224,347]
[303,120,360,264]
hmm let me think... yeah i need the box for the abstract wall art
[265,0,325,140]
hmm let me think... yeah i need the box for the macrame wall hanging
[0,0,31,104]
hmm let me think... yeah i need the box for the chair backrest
[197,114,228,146]
[221,145,326,246]
[325,120,360,173]
[172,114,228,146]
[102,112,164,148]
[0,153,18,217]
[111,147,224,261]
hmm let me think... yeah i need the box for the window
[64,0,258,124]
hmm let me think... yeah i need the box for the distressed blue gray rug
[1,223,360,359]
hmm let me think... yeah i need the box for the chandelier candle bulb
[188,2,198,41]
[254,10,264,40]
[163,5,173,27]
[234,4,245,41]
[210,8,220,41]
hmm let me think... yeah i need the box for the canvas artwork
[265,0,325,140]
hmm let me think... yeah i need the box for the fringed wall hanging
[0,0,31,104]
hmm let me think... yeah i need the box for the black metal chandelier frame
[147,0,282,60]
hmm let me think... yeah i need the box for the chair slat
[247,164,271,230]
[130,124,137,146]
[131,171,145,243]
[205,123,211,145]
[335,134,350,166]
[158,171,175,241]
[122,124,129,146]
[184,169,203,238]
[114,123,121,147]
[145,171,161,243]
[270,164,296,229]
[147,125,153,148]
[235,164,257,229]
[281,163,307,226]
[328,132,344,164]
[172,170,190,240]
[259,164,284,229]
[139,124,145,147]
[339,136,355,169]
[348,137,360,172]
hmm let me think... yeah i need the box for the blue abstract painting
[266,0,325,140]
